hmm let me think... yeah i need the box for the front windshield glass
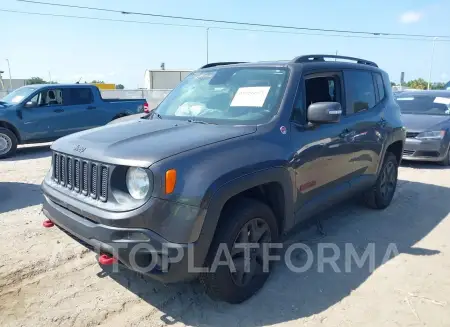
[1,86,37,104]
[396,95,450,115]
[154,67,289,124]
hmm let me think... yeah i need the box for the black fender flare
[377,127,405,175]
[192,166,295,268]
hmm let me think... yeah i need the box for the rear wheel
[0,128,18,159]
[363,152,398,209]
[200,198,278,304]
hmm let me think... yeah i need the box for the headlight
[416,130,446,140]
[126,167,150,200]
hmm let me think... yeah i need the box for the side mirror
[24,101,37,108]
[307,102,342,124]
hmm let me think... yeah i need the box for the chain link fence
[0,89,172,109]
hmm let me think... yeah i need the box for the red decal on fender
[300,181,317,192]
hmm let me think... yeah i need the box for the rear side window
[374,73,385,101]
[344,70,376,114]
[65,88,93,105]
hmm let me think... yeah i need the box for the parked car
[395,90,450,165]
[41,55,405,303]
[0,84,147,158]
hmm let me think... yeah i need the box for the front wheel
[363,152,398,209]
[200,198,279,304]
[0,128,18,159]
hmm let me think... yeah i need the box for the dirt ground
[1,144,449,327]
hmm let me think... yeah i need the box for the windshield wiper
[187,119,217,125]
[146,111,162,120]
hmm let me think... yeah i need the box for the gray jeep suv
[42,55,405,303]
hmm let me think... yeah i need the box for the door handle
[377,118,387,127]
[53,108,64,113]
[87,106,96,110]
[339,128,351,138]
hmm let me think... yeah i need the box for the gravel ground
[1,144,449,327]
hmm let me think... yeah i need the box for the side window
[39,89,63,106]
[292,74,342,124]
[374,73,385,101]
[344,70,376,114]
[66,88,94,105]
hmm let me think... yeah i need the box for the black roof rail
[200,62,247,69]
[292,54,378,67]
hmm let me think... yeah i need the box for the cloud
[399,11,423,24]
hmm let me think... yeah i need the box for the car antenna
[76,77,82,84]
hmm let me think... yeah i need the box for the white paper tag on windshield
[230,86,270,107]
[434,97,450,105]
[11,95,25,103]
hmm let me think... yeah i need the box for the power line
[2,9,450,43]
[17,0,450,40]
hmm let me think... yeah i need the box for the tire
[199,198,279,304]
[439,148,450,166]
[0,127,18,159]
[363,152,398,209]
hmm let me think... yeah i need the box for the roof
[396,90,450,97]
[199,55,382,72]
[20,83,100,88]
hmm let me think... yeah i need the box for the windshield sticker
[396,97,414,101]
[230,86,271,107]
[11,95,25,103]
[434,97,450,105]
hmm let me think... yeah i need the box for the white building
[144,69,192,90]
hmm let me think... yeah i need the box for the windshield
[154,67,289,124]
[396,95,450,115]
[1,86,38,104]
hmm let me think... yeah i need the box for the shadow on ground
[102,179,448,326]
[2,144,51,162]
[0,182,43,214]
[401,159,450,170]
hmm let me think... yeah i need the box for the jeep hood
[51,119,256,167]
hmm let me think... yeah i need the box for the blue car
[0,84,146,158]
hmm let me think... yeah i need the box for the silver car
[396,90,450,165]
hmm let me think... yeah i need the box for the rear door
[59,87,99,135]
[340,69,386,190]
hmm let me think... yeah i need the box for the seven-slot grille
[53,152,109,202]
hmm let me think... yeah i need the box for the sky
[1,0,450,88]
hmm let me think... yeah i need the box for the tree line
[26,77,125,89]
[392,78,447,90]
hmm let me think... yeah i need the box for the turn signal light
[165,169,177,194]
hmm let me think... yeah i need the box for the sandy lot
[1,144,449,327]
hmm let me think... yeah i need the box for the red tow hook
[42,219,55,228]
[98,254,117,265]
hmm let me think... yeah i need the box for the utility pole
[206,28,210,64]
[5,59,12,90]
[48,71,52,83]
[428,37,438,90]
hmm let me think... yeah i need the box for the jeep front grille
[52,152,109,202]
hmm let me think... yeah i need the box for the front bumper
[42,194,199,283]
[402,137,448,162]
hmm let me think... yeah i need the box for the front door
[20,88,66,141]
[290,72,354,223]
